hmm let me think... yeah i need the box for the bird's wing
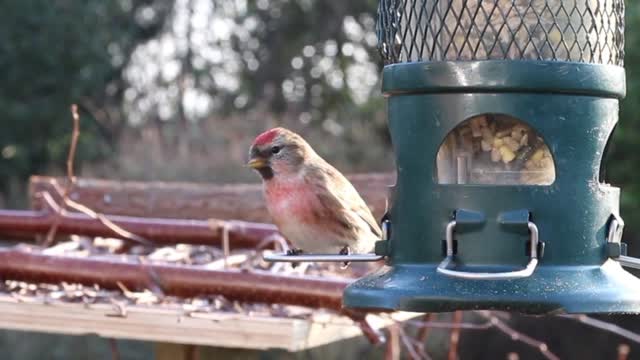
[307,164,382,239]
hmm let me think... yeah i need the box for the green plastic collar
[382,60,626,99]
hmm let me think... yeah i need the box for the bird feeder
[265,0,640,314]
[342,0,640,314]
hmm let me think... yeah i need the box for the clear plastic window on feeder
[436,114,556,185]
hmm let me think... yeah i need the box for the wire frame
[377,0,625,66]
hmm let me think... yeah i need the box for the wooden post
[29,173,395,221]
[154,343,200,360]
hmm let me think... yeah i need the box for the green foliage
[0,0,170,204]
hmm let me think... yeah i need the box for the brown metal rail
[0,248,348,311]
[0,208,278,249]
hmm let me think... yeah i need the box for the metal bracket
[607,216,640,270]
[262,219,389,263]
[263,253,384,262]
[437,219,540,280]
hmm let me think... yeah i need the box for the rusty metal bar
[0,248,348,311]
[0,209,278,249]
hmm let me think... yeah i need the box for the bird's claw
[339,246,351,269]
[286,248,303,256]
[286,248,303,268]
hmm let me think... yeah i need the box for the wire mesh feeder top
[377,0,625,66]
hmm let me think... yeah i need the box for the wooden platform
[0,295,417,351]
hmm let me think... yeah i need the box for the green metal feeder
[343,0,640,314]
[265,0,640,314]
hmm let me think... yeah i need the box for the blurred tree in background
[0,0,171,206]
[114,0,389,183]
[0,0,638,247]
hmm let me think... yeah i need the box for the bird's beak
[247,157,268,169]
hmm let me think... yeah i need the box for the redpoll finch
[247,127,381,258]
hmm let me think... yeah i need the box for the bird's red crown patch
[253,128,280,146]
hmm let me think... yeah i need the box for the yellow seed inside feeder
[436,114,556,185]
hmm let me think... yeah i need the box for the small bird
[247,127,381,260]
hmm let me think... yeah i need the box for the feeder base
[344,260,640,314]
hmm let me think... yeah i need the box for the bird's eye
[271,146,281,154]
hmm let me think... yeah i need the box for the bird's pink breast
[264,178,318,224]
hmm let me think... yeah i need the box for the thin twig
[398,323,427,360]
[206,254,249,270]
[412,313,436,359]
[448,311,463,360]
[255,233,289,252]
[40,105,149,247]
[618,344,630,360]
[40,191,152,247]
[43,105,81,247]
[385,323,401,360]
[561,315,640,344]
[404,334,432,360]
[506,352,520,360]
[67,104,80,182]
[67,198,152,247]
[341,309,386,345]
[476,311,560,360]
[356,318,386,345]
[137,256,165,297]
[223,221,230,269]
[416,313,436,343]
[249,234,289,265]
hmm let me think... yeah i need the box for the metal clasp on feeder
[262,220,388,263]
[437,215,540,280]
[607,216,640,270]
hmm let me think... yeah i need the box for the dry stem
[385,323,401,360]
[448,311,463,360]
[41,191,152,247]
[476,311,560,360]
[561,315,640,344]
[43,104,81,246]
